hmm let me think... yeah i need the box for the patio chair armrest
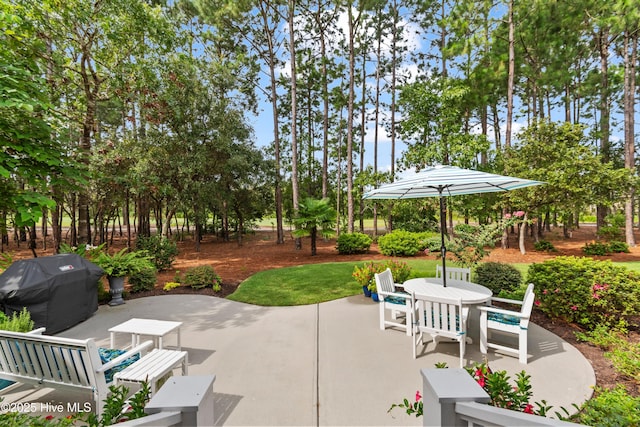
[490,297,523,305]
[27,327,46,335]
[97,340,153,372]
[378,290,411,300]
[478,305,525,318]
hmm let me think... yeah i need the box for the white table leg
[110,332,115,349]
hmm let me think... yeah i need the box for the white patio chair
[435,265,471,282]
[478,283,535,364]
[375,268,413,336]
[412,293,469,368]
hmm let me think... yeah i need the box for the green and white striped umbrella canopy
[362,165,543,200]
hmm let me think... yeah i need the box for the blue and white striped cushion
[488,312,520,326]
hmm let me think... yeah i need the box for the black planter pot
[107,276,126,306]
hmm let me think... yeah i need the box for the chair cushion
[488,312,520,326]
[385,295,409,305]
[98,348,141,383]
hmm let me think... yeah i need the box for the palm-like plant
[292,198,337,256]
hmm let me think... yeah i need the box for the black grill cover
[0,253,104,334]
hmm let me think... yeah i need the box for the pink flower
[514,211,525,217]
[543,289,548,295]
[592,293,601,300]
[477,377,485,388]
[504,213,512,219]
[534,300,541,306]
[524,403,534,414]
[571,305,578,311]
[555,289,560,293]
[415,390,422,402]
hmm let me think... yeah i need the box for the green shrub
[377,230,421,256]
[183,265,222,290]
[527,256,640,330]
[571,386,640,427]
[128,262,157,293]
[136,235,179,271]
[163,281,181,291]
[533,240,556,252]
[473,262,522,294]
[608,241,630,253]
[576,325,640,382]
[352,260,411,292]
[453,223,478,234]
[414,232,441,252]
[0,307,34,332]
[582,241,610,256]
[597,225,623,241]
[336,232,372,254]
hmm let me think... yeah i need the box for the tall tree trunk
[288,0,302,249]
[373,23,382,238]
[359,52,366,232]
[623,30,636,247]
[346,6,357,233]
[596,28,611,229]
[315,8,330,200]
[505,0,515,149]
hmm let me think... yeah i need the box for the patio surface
[1,294,595,426]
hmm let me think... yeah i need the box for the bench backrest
[0,330,106,393]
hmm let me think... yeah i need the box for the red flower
[524,403,534,414]
[415,390,422,402]
[477,377,485,388]
[45,415,54,420]
[534,300,541,306]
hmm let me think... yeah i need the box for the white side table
[114,349,188,394]
[109,318,183,350]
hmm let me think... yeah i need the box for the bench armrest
[27,327,46,335]
[97,340,153,373]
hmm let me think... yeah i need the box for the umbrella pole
[439,195,447,287]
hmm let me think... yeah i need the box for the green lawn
[227,259,640,306]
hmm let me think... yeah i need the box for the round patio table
[403,278,492,305]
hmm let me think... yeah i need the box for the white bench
[0,329,153,416]
[114,349,188,394]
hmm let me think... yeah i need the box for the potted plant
[94,248,154,306]
[368,281,379,302]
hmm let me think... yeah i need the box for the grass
[228,262,363,306]
[227,258,640,306]
[228,259,444,306]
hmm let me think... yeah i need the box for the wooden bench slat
[0,331,156,416]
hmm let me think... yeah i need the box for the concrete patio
[0,294,595,425]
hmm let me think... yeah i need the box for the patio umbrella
[362,165,543,286]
